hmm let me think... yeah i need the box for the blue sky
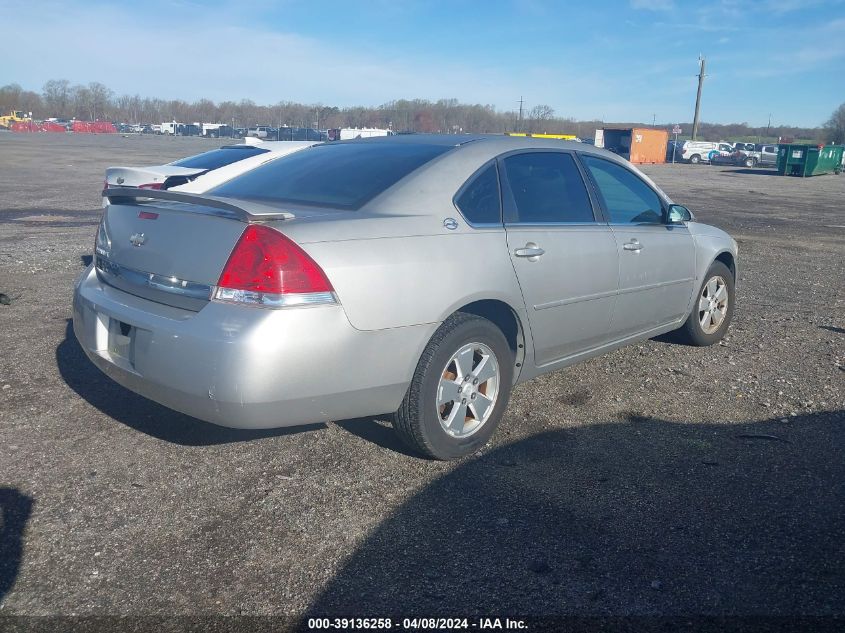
[2,0,843,127]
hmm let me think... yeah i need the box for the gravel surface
[0,134,843,628]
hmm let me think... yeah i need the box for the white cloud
[0,4,518,109]
[0,1,641,120]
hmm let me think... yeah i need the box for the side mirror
[667,204,692,224]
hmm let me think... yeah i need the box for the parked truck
[712,143,778,168]
[677,140,734,164]
[0,110,31,130]
[327,127,394,141]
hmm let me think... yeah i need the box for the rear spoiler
[102,186,294,221]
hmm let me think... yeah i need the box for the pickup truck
[712,144,778,168]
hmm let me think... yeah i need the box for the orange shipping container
[596,127,668,164]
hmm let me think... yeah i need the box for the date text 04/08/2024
[306,617,528,630]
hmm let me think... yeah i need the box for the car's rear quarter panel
[298,228,525,332]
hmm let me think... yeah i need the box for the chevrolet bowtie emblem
[129,232,146,247]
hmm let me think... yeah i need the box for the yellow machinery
[0,110,31,129]
[505,132,578,140]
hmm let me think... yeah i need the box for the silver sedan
[73,135,737,459]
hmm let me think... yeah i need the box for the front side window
[502,152,594,224]
[455,164,501,224]
[581,155,664,224]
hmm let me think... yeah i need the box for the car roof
[348,134,666,215]
[338,133,595,155]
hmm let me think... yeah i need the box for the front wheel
[393,312,514,460]
[674,261,735,346]
[744,157,755,168]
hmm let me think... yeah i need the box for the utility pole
[692,55,706,140]
[518,96,524,132]
[765,113,772,140]
[652,113,656,127]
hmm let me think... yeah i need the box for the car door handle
[623,240,643,252]
[514,244,545,259]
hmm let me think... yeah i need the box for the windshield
[209,142,452,209]
[170,146,269,170]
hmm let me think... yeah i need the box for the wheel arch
[445,299,528,383]
[714,250,736,281]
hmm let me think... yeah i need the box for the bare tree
[5,77,830,138]
[824,102,845,144]
[71,85,93,120]
[88,82,113,120]
[42,79,71,118]
[525,104,555,133]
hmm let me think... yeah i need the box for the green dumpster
[777,144,844,177]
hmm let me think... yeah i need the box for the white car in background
[678,140,734,164]
[103,140,320,201]
[247,126,272,139]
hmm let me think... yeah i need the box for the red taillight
[138,182,163,190]
[214,225,334,307]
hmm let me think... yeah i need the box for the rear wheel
[674,261,735,346]
[689,154,701,164]
[393,312,514,460]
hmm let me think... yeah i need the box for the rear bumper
[72,266,435,429]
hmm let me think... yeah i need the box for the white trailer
[330,127,394,141]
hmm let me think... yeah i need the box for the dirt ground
[0,133,843,630]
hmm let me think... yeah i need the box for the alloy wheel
[698,275,729,334]
[436,342,500,439]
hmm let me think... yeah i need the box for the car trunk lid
[105,165,208,189]
[96,189,295,311]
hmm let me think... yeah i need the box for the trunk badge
[116,177,125,184]
[129,232,146,247]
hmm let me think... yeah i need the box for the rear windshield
[209,142,452,209]
[170,146,269,170]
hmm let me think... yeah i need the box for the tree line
[0,79,839,143]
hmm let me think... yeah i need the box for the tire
[393,312,514,460]
[744,157,755,168]
[689,154,701,164]
[674,261,735,346]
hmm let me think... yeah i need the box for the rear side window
[455,164,501,224]
[581,155,663,224]
[170,146,269,170]
[503,152,594,224]
[210,142,451,209]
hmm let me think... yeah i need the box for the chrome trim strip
[213,288,337,308]
[534,288,616,310]
[534,278,695,311]
[504,222,603,228]
[96,256,212,301]
[617,277,695,296]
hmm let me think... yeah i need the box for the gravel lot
[0,133,843,629]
